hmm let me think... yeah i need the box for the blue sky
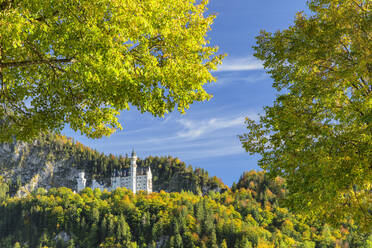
[64,0,309,186]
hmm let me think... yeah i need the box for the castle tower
[146,167,153,193]
[77,172,86,191]
[130,149,137,193]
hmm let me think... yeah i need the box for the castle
[76,150,152,193]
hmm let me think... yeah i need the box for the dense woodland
[0,169,371,247]
[2,133,226,196]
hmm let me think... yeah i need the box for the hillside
[0,182,370,247]
[0,135,370,247]
[0,133,226,196]
[232,171,286,206]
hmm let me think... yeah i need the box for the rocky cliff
[0,139,80,196]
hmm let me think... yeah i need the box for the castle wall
[84,174,151,193]
[92,179,106,192]
[76,150,152,193]
[77,172,86,192]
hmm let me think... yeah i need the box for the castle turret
[77,172,86,191]
[146,167,152,193]
[89,150,151,194]
[131,149,137,162]
[130,149,137,193]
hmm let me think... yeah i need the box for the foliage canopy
[1,178,370,247]
[0,0,223,141]
[239,0,371,230]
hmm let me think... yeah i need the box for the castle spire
[131,148,137,166]
[130,149,137,193]
[131,148,137,158]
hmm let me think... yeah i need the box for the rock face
[0,139,80,196]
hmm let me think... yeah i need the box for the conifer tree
[175,234,183,248]
[221,239,228,248]
[117,215,131,241]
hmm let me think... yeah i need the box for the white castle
[76,150,152,193]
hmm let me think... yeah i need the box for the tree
[239,0,371,231]
[0,176,9,202]
[67,238,76,248]
[221,239,228,248]
[0,0,223,141]
[13,242,21,248]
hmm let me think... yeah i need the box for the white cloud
[84,112,260,161]
[174,144,244,160]
[217,57,263,72]
[216,73,268,85]
[177,116,245,139]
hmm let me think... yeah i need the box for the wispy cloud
[173,144,244,160]
[177,116,245,139]
[74,112,260,161]
[217,56,263,72]
[216,73,268,85]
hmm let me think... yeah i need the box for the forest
[0,170,371,247]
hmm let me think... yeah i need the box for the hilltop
[0,133,226,196]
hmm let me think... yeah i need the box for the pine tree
[67,238,75,248]
[117,215,131,241]
[210,230,218,248]
[99,217,107,241]
[232,182,237,192]
[175,234,183,248]
[221,239,228,248]
[13,242,21,248]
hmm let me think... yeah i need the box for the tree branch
[24,41,68,74]
[0,58,76,69]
